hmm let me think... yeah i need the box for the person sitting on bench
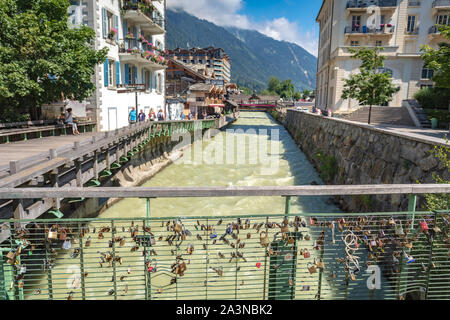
[65,108,79,135]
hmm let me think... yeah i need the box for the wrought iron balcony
[344,25,395,35]
[433,0,450,8]
[405,27,419,35]
[346,0,398,9]
[118,43,167,69]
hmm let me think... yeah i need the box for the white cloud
[167,0,318,56]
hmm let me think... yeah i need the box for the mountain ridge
[166,10,317,92]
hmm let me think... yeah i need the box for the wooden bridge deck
[0,132,96,167]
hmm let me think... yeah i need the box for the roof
[316,0,327,22]
[189,83,214,92]
[167,58,207,80]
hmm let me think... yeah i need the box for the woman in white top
[65,108,79,135]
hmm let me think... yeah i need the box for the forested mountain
[166,10,317,92]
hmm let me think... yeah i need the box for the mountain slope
[166,10,317,91]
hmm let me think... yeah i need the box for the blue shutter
[124,64,129,85]
[133,66,138,84]
[142,69,145,87]
[102,8,107,39]
[149,71,153,91]
[123,21,128,39]
[116,61,120,85]
[114,15,119,41]
[133,27,137,49]
[104,58,109,87]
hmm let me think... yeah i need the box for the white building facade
[316,0,450,113]
[69,0,167,131]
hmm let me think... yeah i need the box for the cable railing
[0,185,449,300]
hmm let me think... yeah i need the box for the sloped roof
[190,83,214,92]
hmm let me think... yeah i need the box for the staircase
[404,99,432,128]
[340,106,416,126]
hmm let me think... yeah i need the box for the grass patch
[314,149,337,183]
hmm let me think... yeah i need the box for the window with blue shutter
[123,21,128,39]
[114,15,119,41]
[124,63,129,85]
[141,69,145,87]
[133,66,138,84]
[102,8,107,39]
[149,71,153,91]
[133,27,137,49]
[104,58,109,87]
[116,61,120,86]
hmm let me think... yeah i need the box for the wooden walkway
[0,132,96,167]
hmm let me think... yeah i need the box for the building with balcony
[316,0,449,113]
[168,47,231,83]
[68,0,167,131]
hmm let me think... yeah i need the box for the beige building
[316,0,450,113]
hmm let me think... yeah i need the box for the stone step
[341,107,416,126]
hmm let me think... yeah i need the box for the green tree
[341,47,399,124]
[267,76,280,94]
[293,91,302,101]
[0,0,108,121]
[421,25,450,89]
[302,89,311,99]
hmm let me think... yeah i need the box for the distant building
[316,0,450,113]
[68,0,167,130]
[169,47,231,83]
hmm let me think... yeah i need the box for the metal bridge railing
[0,188,449,300]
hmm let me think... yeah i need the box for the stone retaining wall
[283,110,448,212]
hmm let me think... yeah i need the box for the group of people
[128,107,165,124]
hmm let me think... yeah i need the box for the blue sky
[167,0,322,56]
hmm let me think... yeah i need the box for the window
[436,15,450,26]
[407,15,416,32]
[126,64,137,84]
[157,73,162,93]
[421,67,434,79]
[352,16,361,31]
[108,59,115,87]
[145,70,151,91]
[350,40,359,47]
[380,15,385,25]
[375,40,383,47]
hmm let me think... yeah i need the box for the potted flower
[138,34,146,42]
[108,27,118,40]
[387,23,392,27]
[125,32,135,40]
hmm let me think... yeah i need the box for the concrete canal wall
[282,109,449,213]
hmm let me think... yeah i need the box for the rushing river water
[25,112,390,300]
[103,112,341,218]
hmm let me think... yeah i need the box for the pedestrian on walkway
[138,109,146,122]
[65,108,80,135]
[129,107,137,124]
[157,109,165,121]
[149,108,156,121]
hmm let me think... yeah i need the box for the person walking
[65,108,79,135]
[129,107,137,124]
[149,108,156,121]
[157,109,164,122]
[138,109,146,122]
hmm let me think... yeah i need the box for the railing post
[78,222,86,300]
[284,196,291,216]
[425,211,437,300]
[111,220,117,300]
[44,222,53,300]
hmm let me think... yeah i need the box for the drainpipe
[325,0,335,111]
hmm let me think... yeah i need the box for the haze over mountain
[166,10,317,92]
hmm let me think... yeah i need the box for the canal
[24,112,389,300]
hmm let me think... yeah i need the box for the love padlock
[307,262,317,274]
[420,219,429,232]
[303,248,310,259]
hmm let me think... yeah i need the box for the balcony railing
[433,0,450,8]
[346,0,398,9]
[345,25,395,35]
[408,1,421,6]
[121,0,165,33]
[118,44,168,68]
[405,27,420,35]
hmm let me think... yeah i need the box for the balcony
[428,25,446,40]
[404,27,419,36]
[121,0,165,35]
[346,0,397,14]
[432,0,450,15]
[408,1,421,6]
[344,25,395,37]
[118,45,167,70]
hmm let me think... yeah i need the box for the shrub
[414,87,450,110]
[315,150,337,183]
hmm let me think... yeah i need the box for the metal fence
[1,206,449,300]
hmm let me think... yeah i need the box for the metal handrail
[0,184,449,199]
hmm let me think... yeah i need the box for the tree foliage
[421,25,450,89]
[0,0,108,120]
[341,47,399,123]
[264,76,303,100]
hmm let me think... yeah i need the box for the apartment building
[316,0,450,113]
[68,0,167,131]
[168,47,232,83]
